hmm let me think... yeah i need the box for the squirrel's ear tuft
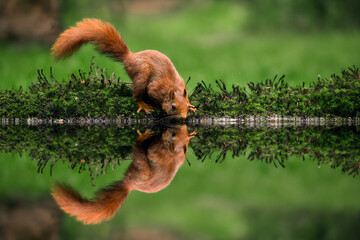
[169,90,175,100]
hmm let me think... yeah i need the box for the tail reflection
[51,125,195,224]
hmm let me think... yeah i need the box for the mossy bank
[1,60,359,120]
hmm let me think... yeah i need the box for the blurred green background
[1,0,360,239]
[1,0,359,91]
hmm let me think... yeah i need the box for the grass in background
[1,1,360,239]
[1,1,359,91]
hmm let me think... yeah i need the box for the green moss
[0,60,155,119]
[0,124,140,181]
[190,66,360,118]
[1,124,359,180]
[0,60,359,118]
[190,125,360,177]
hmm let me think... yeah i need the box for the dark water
[0,122,360,240]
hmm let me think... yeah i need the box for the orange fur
[51,183,129,224]
[51,125,195,224]
[51,18,196,118]
[51,18,129,61]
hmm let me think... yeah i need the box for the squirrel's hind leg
[130,66,154,114]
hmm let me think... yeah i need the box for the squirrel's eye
[172,132,176,137]
[171,105,176,110]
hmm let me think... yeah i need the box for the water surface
[0,121,359,239]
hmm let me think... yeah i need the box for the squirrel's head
[162,124,196,154]
[162,89,196,119]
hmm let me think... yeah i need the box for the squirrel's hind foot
[136,101,154,114]
[136,129,154,142]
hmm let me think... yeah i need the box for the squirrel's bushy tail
[51,182,130,224]
[51,18,131,61]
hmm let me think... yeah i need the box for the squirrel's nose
[176,112,187,120]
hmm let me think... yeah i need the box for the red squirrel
[51,18,196,119]
[51,125,196,224]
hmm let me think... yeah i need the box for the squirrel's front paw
[188,105,197,113]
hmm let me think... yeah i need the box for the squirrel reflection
[51,125,195,224]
